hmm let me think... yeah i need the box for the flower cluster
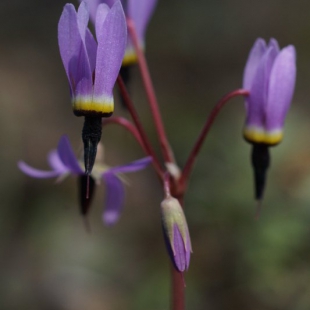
[19,0,299,287]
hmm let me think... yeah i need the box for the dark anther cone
[251,143,270,201]
[82,116,102,175]
[119,65,132,108]
[79,174,96,216]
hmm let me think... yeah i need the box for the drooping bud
[161,196,192,272]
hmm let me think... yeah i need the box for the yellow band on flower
[73,97,114,117]
[243,127,283,145]
[122,50,138,66]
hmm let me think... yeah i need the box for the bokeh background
[1,0,310,309]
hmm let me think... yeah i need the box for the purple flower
[243,38,296,145]
[161,196,192,272]
[80,0,158,65]
[58,0,127,117]
[18,135,152,226]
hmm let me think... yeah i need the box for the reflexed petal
[102,172,125,226]
[58,3,92,97]
[57,135,83,174]
[245,47,277,128]
[93,0,127,99]
[48,150,68,173]
[95,3,110,39]
[18,161,62,179]
[268,38,280,54]
[127,0,158,41]
[106,157,152,174]
[266,45,296,131]
[79,0,114,24]
[58,4,81,91]
[243,38,267,90]
[77,1,89,39]
[85,28,97,74]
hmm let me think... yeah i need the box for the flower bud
[161,196,192,272]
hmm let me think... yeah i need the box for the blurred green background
[2,0,310,309]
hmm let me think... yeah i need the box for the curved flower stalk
[80,0,158,65]
[18,135,152,226]
[242,38,296,205]
[58,1,127,174]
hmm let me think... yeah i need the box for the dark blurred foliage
[2,0,310,309]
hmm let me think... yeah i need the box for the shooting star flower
[18,135,152,226]
[242,38,296,205]
[58,1,127,174]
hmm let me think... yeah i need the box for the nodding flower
[242,38,296,205]
[58,1,127,174]
[80,0,158,66]
[58,0,127,117]
[243,38,296,146]
[18,135,152,226]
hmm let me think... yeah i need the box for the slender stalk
[103,117,165,178]
[126,18,174,164]
[171,267,185,310]
[164,172,171,197]
[117,75,164,179]
[180,89,249,188]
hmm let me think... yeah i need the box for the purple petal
[95,3,110,38]
[102,172,125,226]
[85,28,98,74]
[245,46,278,128]
[18,161,62,179]
[243,38,267,90]
[173,224,189,272]
[79,0,110,24]
[268,38,280,54]
[58,3,92,96]
[106,157,152,174]
[47,150,68,173]
[57,135,83,174]
[93,0,127,99]
[127,0,158,42]
[77,1,89,39]
[266,45,296,131]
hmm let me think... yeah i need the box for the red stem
[171,267,185,310]
[127,18,174,164]
[180,89,249,188]
[164,172,171,197]
[117,76,164,179]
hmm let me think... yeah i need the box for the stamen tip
[255,199,263,220]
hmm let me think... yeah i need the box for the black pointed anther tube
[82,116,102,175]
[79,175,96,216]
[251,143,270,201]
